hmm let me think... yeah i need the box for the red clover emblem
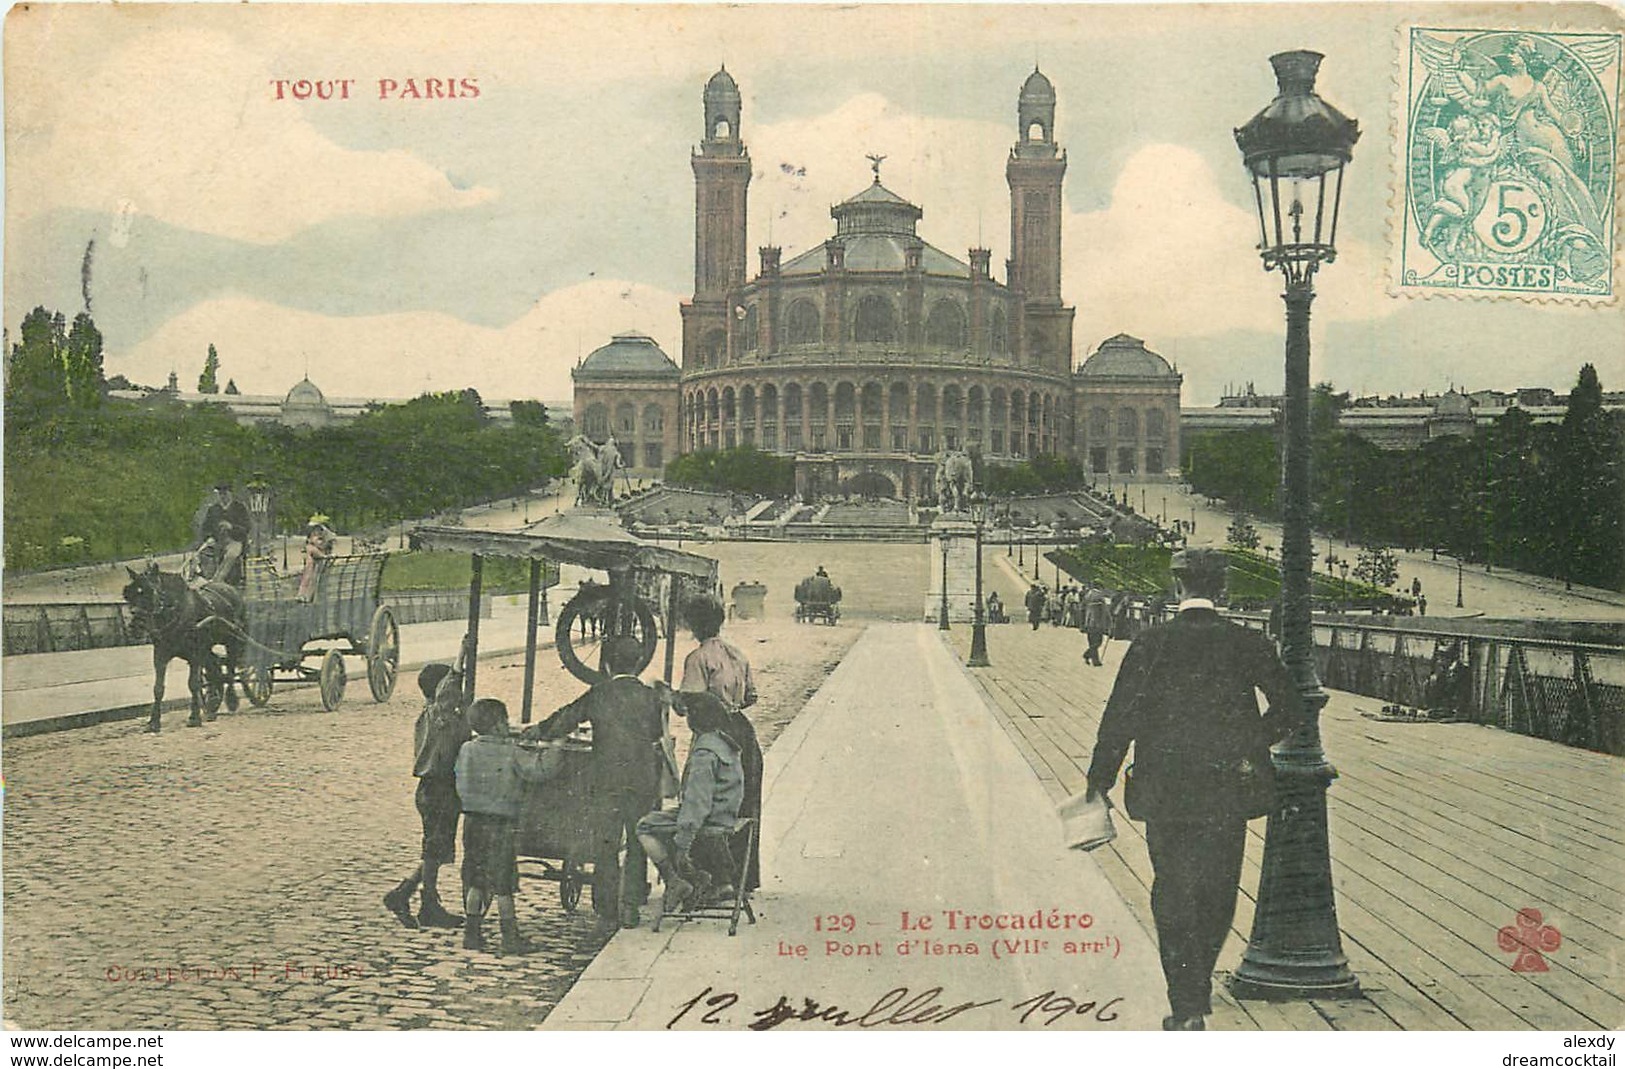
[1497,908,1561,972]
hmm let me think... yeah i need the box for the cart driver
[524,636,666,933]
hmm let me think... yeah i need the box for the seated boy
[454,698,555,955]
[635,692,745,912]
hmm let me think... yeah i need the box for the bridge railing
[2,591,490,656]
[1112,604,1625,756]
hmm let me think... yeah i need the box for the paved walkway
[1124,478,1625,622]
[958,563,1625,1031]
[547,622,1166,1031]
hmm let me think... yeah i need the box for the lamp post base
[967,623,989,666]
[1230,756,1361,1001]
[1228,964,1361,1001]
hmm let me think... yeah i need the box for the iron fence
[1114,602,1625,756]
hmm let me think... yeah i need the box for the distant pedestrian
[1082,585,1110,666]
[384,657,469,930]
[455,698,554,955]
[1411,577,1422,598]
[1418,593,1428,616]
[1025,584,1047,630]
[1085,549,1307,1031]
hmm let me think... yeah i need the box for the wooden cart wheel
[242,661,274,707]
[554,585,658,686]
[366,605,400,703]
[559,869,582,913]
[201,676,224,720]
[319,649,347,711]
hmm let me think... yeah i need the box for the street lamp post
[1229,50,1361,1001]
[938,536,952,631]
[968,492,990,667]
[1339,560,1350,613]
[1457,558,1464,608]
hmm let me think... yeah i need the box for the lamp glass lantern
[1234,50,1360,288]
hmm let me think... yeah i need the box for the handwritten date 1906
[667,984,1123,1030]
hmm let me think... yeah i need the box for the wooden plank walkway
[946,575,1625,1031]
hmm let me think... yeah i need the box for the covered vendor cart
[409,513,720,910]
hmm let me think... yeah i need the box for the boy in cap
[383,654,469,929]
[455,698,555,955]
[636,691,745,913]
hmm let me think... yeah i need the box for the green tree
[6,306,68,412]
[664,447,793,497]
[509,400,549,427]
[64,313,105,406]
[1227,514,1260,550]
[1353,544,1400,589]
[224,379,240,395]
[198,344,220,394]
[1552,364,1623,589]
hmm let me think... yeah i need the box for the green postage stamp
[1397,27,1622,301]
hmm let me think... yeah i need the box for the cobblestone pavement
[2,621,857,1030]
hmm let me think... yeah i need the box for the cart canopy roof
[409,513,718,582]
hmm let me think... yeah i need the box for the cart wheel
[555,585,658,686]
[242,661,274,707]
[560,873,582,913]
[366,606,400,703]
[319,650,347,711]
[201,677,224,719]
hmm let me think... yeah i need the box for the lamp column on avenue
[939,537,952,631]
[1229,50,1362,1001]
[968,491,991,667]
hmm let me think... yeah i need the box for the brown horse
[122,564,246,732]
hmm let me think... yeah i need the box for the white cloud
[1064,143,1394,345]
[8,27,495,244]
[115,280,684,402]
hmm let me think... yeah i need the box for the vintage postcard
[3,0,1622,1053]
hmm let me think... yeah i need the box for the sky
[5,2,1622,407]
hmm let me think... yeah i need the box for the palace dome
[1077,334,1178,378]
[575,332,680,380]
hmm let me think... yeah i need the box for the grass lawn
[380,551,557,595]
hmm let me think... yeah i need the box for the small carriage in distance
[239,553,400,712]
[793,570,842,625]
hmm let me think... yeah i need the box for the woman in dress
[298,514,336,601]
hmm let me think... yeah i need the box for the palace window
[925,300,967,349]
[853,294,899,344]
[786,300,821,345]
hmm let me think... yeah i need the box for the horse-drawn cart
[793,572,842,625]
[410,514,720,911]
[240,553,400,711]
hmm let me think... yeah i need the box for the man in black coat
[1085,548,1306,1031]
